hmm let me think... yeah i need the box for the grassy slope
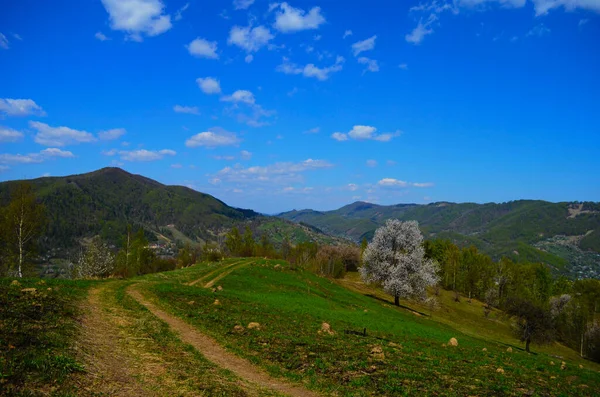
[138,260,600,396]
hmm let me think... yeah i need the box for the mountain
[279,200,600,278]
[0,167,341,257]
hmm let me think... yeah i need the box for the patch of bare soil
[127,285,319,397]
[73,287,149,396]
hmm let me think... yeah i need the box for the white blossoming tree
[360,219,439,306]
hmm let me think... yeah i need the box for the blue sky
[1,0,599,213]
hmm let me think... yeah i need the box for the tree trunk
[18,205,24,278]
[394,295,399,306]
[525,338,531,353]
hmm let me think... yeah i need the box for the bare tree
[360,219,439,306]
[2,182,45,278]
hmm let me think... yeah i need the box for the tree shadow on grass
[364,293,430,317]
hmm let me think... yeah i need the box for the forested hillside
[279,201,600,278]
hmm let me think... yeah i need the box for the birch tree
[360,219,439,306]
[2,182,45,278]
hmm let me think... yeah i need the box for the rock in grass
[21,288,37,293]
[247,322,261,330]
[550,361,555,366]
[318,322,335,335]
[233,325,244,333]
[370,346,385,360]
[561,361,567,370]
[187,300,195,305]
[506,347,513,353]
[217,285,223,291]
[482,348,487,352]
[496,368,505,374]
[213,299,221,306]
[448,337,458,347]
[579,364,584,369]
[10,280,21,287]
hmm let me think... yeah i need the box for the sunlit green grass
[139,259,600,396]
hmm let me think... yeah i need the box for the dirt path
[187,259,249,286]
[127,285,319,397]
[75,287,149,396]
[204,260,252,289]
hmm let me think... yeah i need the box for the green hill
[279,201,600,278]
[0,168,340,267]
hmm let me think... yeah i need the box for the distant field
[2,259,599,396]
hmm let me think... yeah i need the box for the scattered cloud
[331,132,348,141]
[304,127,320,134]
[245,54,254,63]
[332,125,401,142]
[221,90,255,105]
[30,121,96,147]
[187,37,219,59]
[406,16,436,44]
[214,158,333,186]
[272,2,326,33]
[173,105,200,115]
[0,126,24,142]
[386,160,397,166]
[358,57,379,73]
[579,18,589,28]
[526,23,550,37]
[0,148,75,164]
[0,33,9,49]
[0,98,46,117]
[95,32,110,41]
[352,35,376,56]
[196,77,222,94]
[233,0,254,10]
[228,25,274,53]
[12,33,22,41]
[398,63,408,70]
[171,163,183,168]
[531,0,600,16]
[276,56,344,81]
[347,183,358,191]
[98,128,126,140]
[378,178,433,188]
[287,87,299,97]
[185,127,241,148]
[100,0,172,41]
[240,150,252,160]
[115,149,176,162]
[343,30,352,39]
[174,2,189,21]
[366,159,378,167]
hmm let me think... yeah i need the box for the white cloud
[174,2,189,21]
[118,149,176,162]
[185,127,241,148]
[0,126,24,142]
[215,155,236,161]
[352,35,377,56]
[332,125,401,142]
[100,0,172,41]
[233,0,255,10]
[12,33,22,41]
[343,30,352,39]
[95,32,110,41]
[221,90,256,105]
[187,37,218,59]
[240,150,252,160]
[214,158,333,186]
[0,33,9,49]
[276,56,344,81]
[173,105,200,115]
[366,159,378,167]
[98,128,126,140]
[30,121,97,147]
[304,127,320,134]
[228,25,274,53]
[347,183,358,191]
[0,165,9,172]
[272,2,326,33]
[406,19,435,44]
[399,63,408,70]
[386,160,397,166]
[531,0,600,15]
[171,163,183,168]
[378,178,408,188]
[579,18,589,27]
[0,98,46,117]
[331,132,348,141]
[0,148,75,164]
[526,23,550,37]
[378,178,434,188]
[358,57,379,73]
[196,77,221,94]
[245,54,254,63]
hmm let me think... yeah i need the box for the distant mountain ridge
[0,167,340,256]
[279,200,600,278]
